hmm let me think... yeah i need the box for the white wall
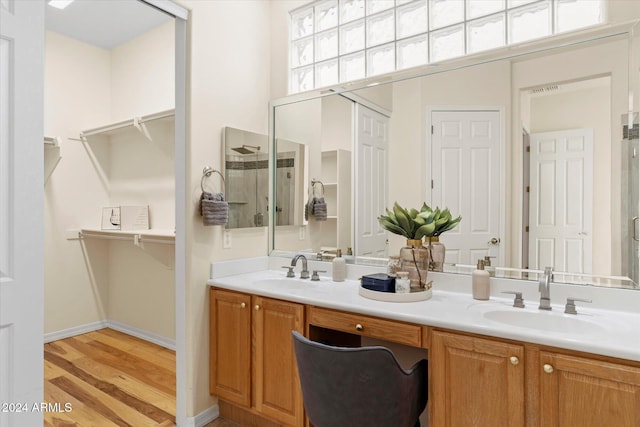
[44,21,176,341]
[107,21,176,340]
[180,0,273,416]
[111,21,175,121]
[44,31,112,334]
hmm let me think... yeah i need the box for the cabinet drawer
[308,306,422,347]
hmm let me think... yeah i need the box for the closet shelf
[78,108,175,140]
[78,228,175,245]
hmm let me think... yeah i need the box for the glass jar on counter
[395,271,410,293]
[387,255,401,277]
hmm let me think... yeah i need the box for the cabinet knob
[355,323,363,331]
[509,356,520,366]
[254,304,260,311]
[240,302,246,308]
[543,364,554,374]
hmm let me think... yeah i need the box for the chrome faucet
[538,266,553,310]
[291,254,310,279]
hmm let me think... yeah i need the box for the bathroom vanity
[208,264,640,427]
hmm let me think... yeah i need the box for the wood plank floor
[45,328,244,427]
[44,328,176,427]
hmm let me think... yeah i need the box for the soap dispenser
[472,259,490,300]
[332,249,346,282]
[483,256,496,277]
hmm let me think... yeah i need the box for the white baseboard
[106,319,176,351]
[44,319,175,351]
[185,405,219,427]
[44,320,107,343]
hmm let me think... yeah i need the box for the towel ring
[311,179,325,197]
[201,166,225,193]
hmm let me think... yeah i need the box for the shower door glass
[622,128,639,286]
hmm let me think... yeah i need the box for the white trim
[173,15,188,427]
[107,319,176,350]
[44,320,107,343]
[340,92,392,118]
[44,320,176,350]
[184,405,220,427]
[141,0,189,20]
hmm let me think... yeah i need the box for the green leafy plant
[378,202,461,240]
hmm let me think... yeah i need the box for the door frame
[140,2,189,425]
[425,106,507,267]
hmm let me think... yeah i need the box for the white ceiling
[45,0,172,50]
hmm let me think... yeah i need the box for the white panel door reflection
[529,128,593,273]
[430,110,501,267]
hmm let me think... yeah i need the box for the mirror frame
[268,20,640,289]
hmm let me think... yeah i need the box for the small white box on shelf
[101,205,149,231]
[120,205,149,230]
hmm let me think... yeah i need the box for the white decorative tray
[358,285,432,302]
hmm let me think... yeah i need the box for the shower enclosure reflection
[622,118,639,285]
[223,127,269,228]
[275,138,306,226]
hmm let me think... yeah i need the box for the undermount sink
[483,310,606,335]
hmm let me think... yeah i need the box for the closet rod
[79,231,175,245]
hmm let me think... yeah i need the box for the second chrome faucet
[539,266,553,310]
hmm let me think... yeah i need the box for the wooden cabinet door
[540,351,640,427]
[431,330,525,427]
[253,296,305,427]
[210,288,252,407]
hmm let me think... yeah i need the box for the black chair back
[292,331,427,427]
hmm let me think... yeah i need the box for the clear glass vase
[399,239,429,288]
[425,236,445,272]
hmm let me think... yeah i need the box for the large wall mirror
[270,22,640,289]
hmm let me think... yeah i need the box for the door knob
[509,356,520,366]
[355,324,363,331]
[240,302,246,308]
[543,364,554,374]
[254,304,260,311]
[488,237,501,245]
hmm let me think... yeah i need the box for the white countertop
[207,266,640,362]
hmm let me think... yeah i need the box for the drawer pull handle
[355,324,363,331]
[543,364,554,374]
[255,305,260,311]
[240,302,246,308]
[509,356,520,366]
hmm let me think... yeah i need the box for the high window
[289,0,604,93]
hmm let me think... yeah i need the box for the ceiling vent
[530,84,560,95]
